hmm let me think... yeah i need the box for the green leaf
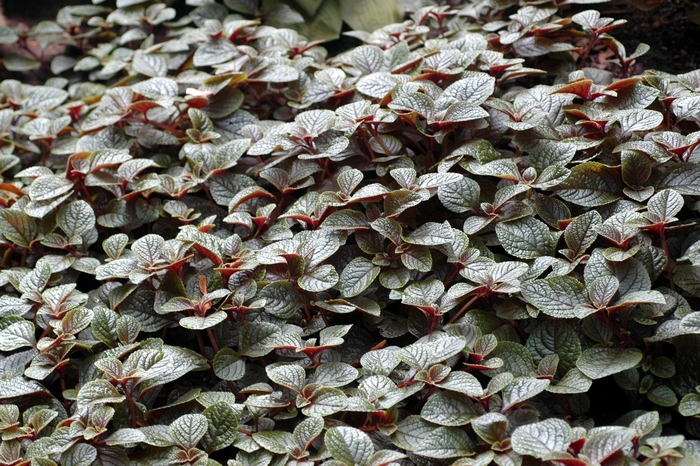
[656,163,700,195]
[521,276,587,318]
[434,371,483,397]
[29,175,73,202]
[556,162,623,206]
[295,0,343,41]
[201,403,238,452]
[239,322,280,357]
[647,385,677,407]
[213,348,245,381]
[502,377,550,411]
[582,427,635,464]
[3,53,40,71]
[576,348,643,379]
[299,264,339,292]
[414,427,475,458]
[302,386,348,416]
[588,276,619,308]
[526,320,581,376]
[0,210,37,248]
[679,393,700,416]
[252,430,294,454]
[495,217,556,259]
[421,391,478,426]
[170,413,208,449]
[258,281,302,319]
[314,362,358,387]
[0,378,46,400]
[340,0,404,33]
[612,109,663,134]
[564,210,601,258]
[472,413,508,444]
[267,364,306,393]
[511,419,572,458]
[403,221,453,246]
[585,250,651,296]
[646,188,684,223]
[293,416,324,452]
[0,320,35,351]
[438,177,480,213]
[326,426,374,466]
[77,380,126,408]
[61,443,97,466]
[339,257,380,298]
[132,51,167,77]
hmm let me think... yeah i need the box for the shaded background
[0,0,699,78]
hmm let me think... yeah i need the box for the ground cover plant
[1,0,700,464]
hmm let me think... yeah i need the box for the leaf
[326,426,374,466]
[588,276,619,308]
[29,175,73,202]
[252,430,293,454]
[267,364,306,393]
[414,427,475,458]
[564,210,602,258]
[501,377,550,411]
[193,39,238,67]
[299,264,339,292]
[170,414,208,449]
[495,217,556,259]
[511,419,572,458]
[213,348,245,381]
[294,416,324,451]
[521,276,587,318]
[556,162,623,206]
[646,188,683,223]
[295,0,342,41]
[434,371,483,397]
[472,413,508,444]
[61,443,97,466]
[582,427,635,464]
[585,250,651,296]
[314,362,359,387]
[201,403,238,452]
[302,386,347,416]
[526,320,581,376]
[0,209,38,248]
[57,200,95,237]
[239,322,280,357]
[351,46,384,75]
[3,53,40,71]
[339,257,380,297]
[656,163,700,195]
[341,0,404,33]
[0,320,35,351]
[403,221,453,246]
[258,281,302,319]
[438,177,480,213]
[421,391,478,426]
[647,385,677,407]
[576,347,643,379]
[132,51,167,77]
[77,380,126,408]
[679,393,700,416]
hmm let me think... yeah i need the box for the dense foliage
[1,0,700,464]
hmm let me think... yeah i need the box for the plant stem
[578,33,599,69]
[447,294,479,325]
[205,327,220,353]
[659,227,675,291]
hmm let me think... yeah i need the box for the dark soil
[0,0,699,77]
[605,0,700,75]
